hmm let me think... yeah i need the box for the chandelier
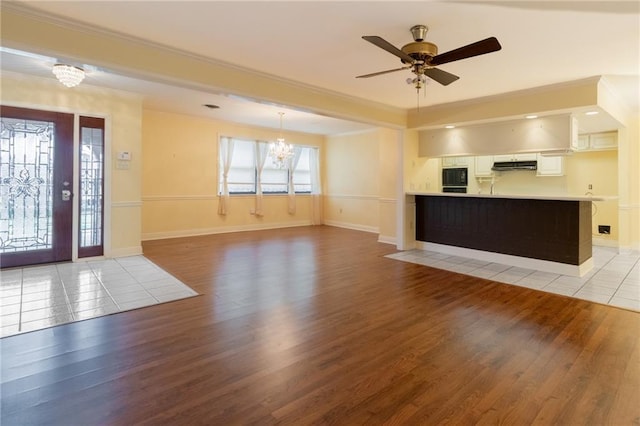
[269,112,294,168]
[52,64,85,88]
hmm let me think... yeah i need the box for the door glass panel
[79,123,104,256]
[0,117,54,253]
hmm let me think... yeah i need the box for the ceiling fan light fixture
[52,64,85,87]
[410,25,428,42]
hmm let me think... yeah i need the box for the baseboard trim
[416,241,593,277]
[141,220,313,241]
[378,235,397,245]
[592,236,618,248]
[109,246,143,258]
[322,220,378,234]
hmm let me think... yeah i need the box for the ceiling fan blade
[356,66,411,79]
[430,37,502,66]
[423,68,460,86]
[362,35,416,64]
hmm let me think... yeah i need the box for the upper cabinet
[574,131,618,151]
[441,156,469,168]
[474,156,494,177]
[493,153,538,162]
[536,154,564,176]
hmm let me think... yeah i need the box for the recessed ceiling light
[445,125,455,129]
[203,104,220,109]
[585,111,599,116]
[525,115,538,119]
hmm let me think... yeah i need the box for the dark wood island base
[411,193,598,277]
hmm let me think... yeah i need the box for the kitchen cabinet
[574,132,617,151]
[536,154,564,176]
[493,153,538,162]
[589,132,617,150]
[474,155,494,177]
[441,156,469,168]
[574,135,590,151]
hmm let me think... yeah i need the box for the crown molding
[1,2,406,129]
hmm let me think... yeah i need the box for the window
[223,139,255,193]
[218,137,316,194]
[78,116,105,257]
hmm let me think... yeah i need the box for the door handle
[61,189,72,201]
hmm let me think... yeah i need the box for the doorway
[0,106,105,268]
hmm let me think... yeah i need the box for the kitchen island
[408,192,604,276]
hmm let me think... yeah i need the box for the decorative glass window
[78,117,104,257]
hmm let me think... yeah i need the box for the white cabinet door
[442,156,469,167]
[493,153,537,162]
[574,135,590,151]
[574,132,617,151]
[474,156,494,177]
[589,132,617,150]
[514,153,538,161]
[493,154,513,162]
[536,154,564,176]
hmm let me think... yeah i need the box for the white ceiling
[2,1,639,135]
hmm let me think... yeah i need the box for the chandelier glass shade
[52,64,86,88]
[269,112,294,168]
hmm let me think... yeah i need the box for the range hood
[491,160,538,171]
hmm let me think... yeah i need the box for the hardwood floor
[2,226,639,425]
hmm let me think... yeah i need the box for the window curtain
[309,147,322,225]
[287,146,304,215]
[254,141,269,217]
[218,137,235,215]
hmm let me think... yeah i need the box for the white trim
[378,198,397,204]
[619,204,640,210]
[143,195,217,201]
[142,194,312,202]
[323,220,378,234]
[324,194,379,201]
[142,220,313,241]
[112,201,143,208]
[110,245,143,257]
[592,236,619,248]
[416,241,594,277]
[378,235,397,245]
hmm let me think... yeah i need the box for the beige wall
[566,150,619,243]
[323,130,380,233]
[1,72,143,257]
[322,128,400,243]
[141,109,323,240]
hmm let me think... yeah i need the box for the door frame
[1,104,111,267]
[0,106,74,268]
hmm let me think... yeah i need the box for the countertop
[407,192,615,202]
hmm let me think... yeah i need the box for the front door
[0,106,74,268]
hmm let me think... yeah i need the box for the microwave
[442,167,468,187]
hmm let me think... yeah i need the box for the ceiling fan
[357,25,502,92]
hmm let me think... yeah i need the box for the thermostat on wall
[117,151,131,160]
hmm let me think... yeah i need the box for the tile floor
[386,246,640,312]
[0,256,198,338]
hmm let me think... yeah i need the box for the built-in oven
[442,167,468,193]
